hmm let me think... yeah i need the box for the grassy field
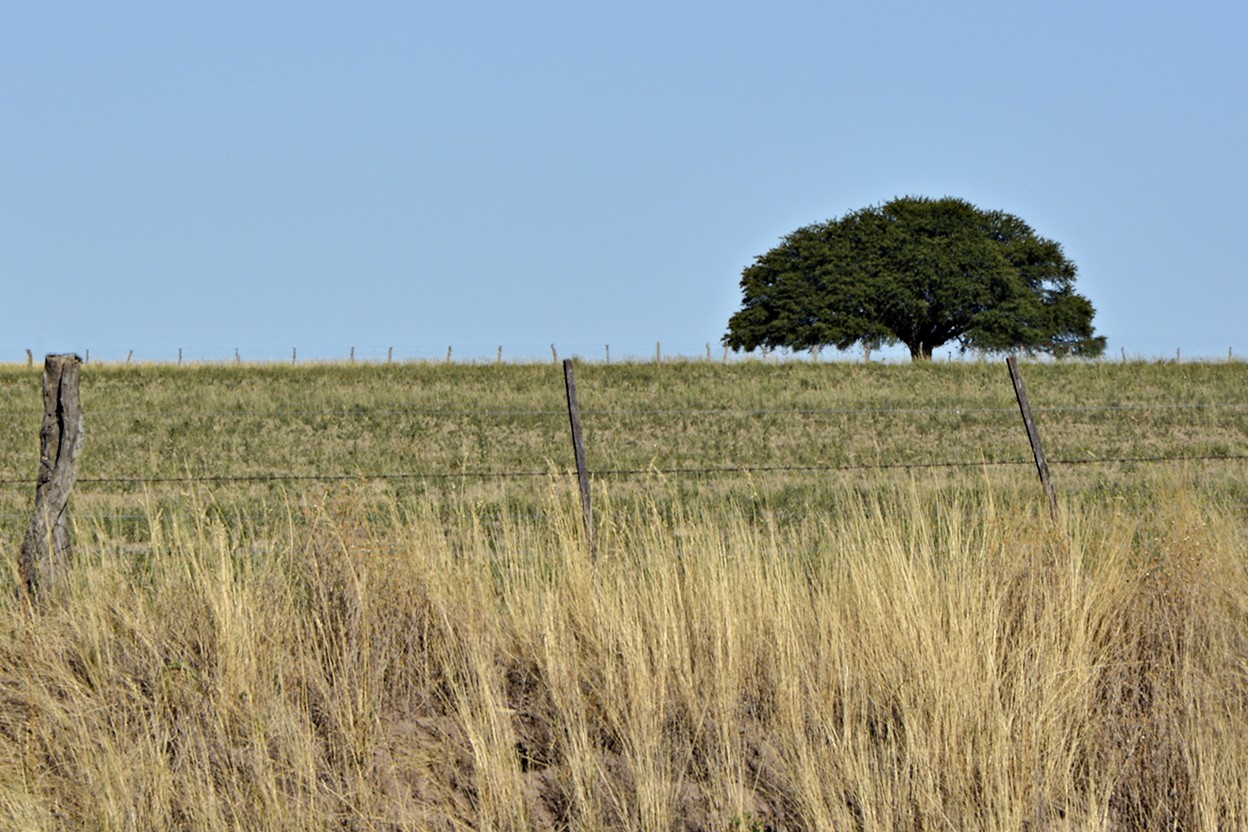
[2,358,1246,534]
[0,359,1246,829]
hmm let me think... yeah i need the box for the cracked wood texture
[20,354,84,597]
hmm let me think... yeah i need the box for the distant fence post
[26,349,33,367]
[1006,356,1058,522]
[562,359,597,560]
[20,354,85,599]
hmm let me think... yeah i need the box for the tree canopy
[723,196,1106,360]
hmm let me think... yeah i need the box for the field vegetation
[0,359,1246,829]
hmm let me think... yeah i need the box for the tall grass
[1,472,1245,830]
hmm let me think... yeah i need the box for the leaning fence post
[1006,355,1058,522]
[562,359,597,560]
[20,354,85,598]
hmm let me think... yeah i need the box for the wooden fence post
[20,354,85,598]
[26,349,33,367]
[563,359,597,560]
[1006,356,1058,522]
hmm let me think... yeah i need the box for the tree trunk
[908,342,933,361]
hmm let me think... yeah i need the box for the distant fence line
[16,343,740,367]
[9,342,1248,368]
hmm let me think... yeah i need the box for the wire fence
[0,454,1242,490]
[5,356,1248,538]
[5,402,1248,419]
[1,402,1246,488]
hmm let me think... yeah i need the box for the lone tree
[724,196,1106,360]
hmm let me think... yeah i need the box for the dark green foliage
[724,196,1107,360]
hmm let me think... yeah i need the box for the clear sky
[4,1,1245,363]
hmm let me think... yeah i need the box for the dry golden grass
[1,471,1246,830]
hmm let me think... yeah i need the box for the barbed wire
[0,452,1244,489]
[0,402,1246,421]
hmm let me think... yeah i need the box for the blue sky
[4,1,1245,363]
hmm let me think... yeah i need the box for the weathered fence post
[26,349,33,367]
[20,354,85,598]
[1006,356,1058,522]
[563,359,597,560]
